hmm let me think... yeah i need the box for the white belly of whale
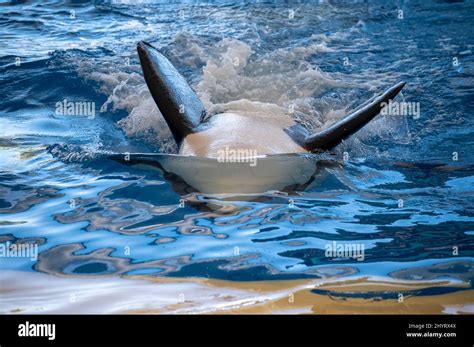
[157,153,318,194]
[179,112,306,157]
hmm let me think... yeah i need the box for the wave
[66,31,411,157]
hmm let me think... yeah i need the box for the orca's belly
[160,154,318,194]
[113,153,320,194]
[179,112,306,157]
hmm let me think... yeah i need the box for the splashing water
[0,0,473,313]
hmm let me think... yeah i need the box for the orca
[136,40,405,156]
[112,41,406,194]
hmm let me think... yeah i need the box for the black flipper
[137,41,206,145]
[289,81,406,151]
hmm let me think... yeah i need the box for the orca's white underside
[111,153,325,194]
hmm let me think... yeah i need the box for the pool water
[0,0,473,313]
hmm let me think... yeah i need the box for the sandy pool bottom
[1,270,473,314]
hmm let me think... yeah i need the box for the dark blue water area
[0,0,473,286]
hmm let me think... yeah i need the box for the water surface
[0,0,473,313]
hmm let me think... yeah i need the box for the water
[0,0,473,313]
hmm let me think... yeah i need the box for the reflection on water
[1,153,473,288]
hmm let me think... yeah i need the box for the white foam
[70,32,410,156]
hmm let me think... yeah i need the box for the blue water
[1,0,473,290]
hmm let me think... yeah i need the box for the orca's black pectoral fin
[297,81,406,152]
[137,41,206,146]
